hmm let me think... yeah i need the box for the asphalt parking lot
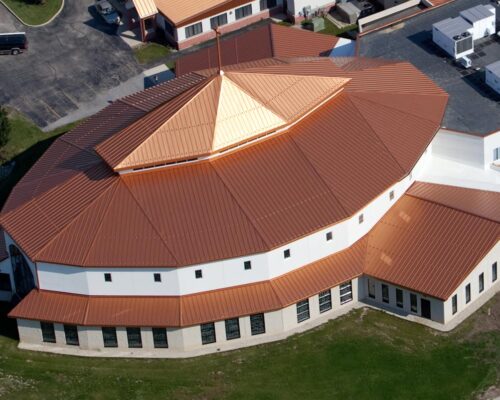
[0,0,144,127]
[359,0,500,135]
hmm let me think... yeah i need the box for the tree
[0,107,11,149]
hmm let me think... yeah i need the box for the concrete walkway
[43,64,174,131]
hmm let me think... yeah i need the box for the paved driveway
[0,0,144,127]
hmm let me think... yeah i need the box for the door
[421,299,431,320]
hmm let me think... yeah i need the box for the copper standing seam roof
[0,58,449,269]
[9,238,367,327]
[175,24,339,76]
[8,182,500,326]
[131,0,157,19]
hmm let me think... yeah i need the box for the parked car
[0,32,28,55]
[95,0,121,25]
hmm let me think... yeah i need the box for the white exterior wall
[34,145,431,297]
[431,129,485,168]
[443,241,500,324]
[290,0,334,17]
[486,67,500,95]
[460,7,496,40]
[16,279,358,357]
[359,276,445,323]
[173,0,273,43]
[432,26,474,59]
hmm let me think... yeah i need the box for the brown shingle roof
[175,24,339,76]
[0,58,447,269]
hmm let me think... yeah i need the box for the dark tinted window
[201,323,216,344]
[41,322,56,343]
[102,327,118,347]
[235,4,252,19]
[127,327,142,348]
[64,325,79,346]
[225,318,240,340]
[152,328,168,348]
[250,314,265,335]
[0,273,12,291]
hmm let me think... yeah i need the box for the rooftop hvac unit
[453,35,462,40]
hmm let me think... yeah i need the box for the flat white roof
[486,60,500,76]
[433,17,472,39]
[460,5,494,24]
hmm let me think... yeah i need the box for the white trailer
[486,60,500,95]
[432,17,474,59]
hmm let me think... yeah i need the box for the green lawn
[319,18,357,36]
[134,43,173,67]
[1,0,62,26]
[0,111,79,206]
[0,296,499,400]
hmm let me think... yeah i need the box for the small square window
[389,190,395,201]
[284,249,291,259]
[244,260,252,270]
[195,270,202,279]
[154,273,161,282]
[104,273,112,282]
[326,231,333,241]
[358,214,364,224]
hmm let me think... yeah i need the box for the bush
[0,108,11,149]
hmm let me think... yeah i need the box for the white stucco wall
[33,145,430,297]
[443,241,500,324]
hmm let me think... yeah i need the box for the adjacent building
[486,60,500,95]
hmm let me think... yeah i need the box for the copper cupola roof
[95,71,350,172]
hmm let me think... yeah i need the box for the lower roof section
[9,183,500,326]
[9,239,366,327]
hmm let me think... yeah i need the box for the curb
[0,0,64,28]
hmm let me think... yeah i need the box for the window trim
[339,281,353,304]
[296,299,310,323]
[41,321,56,343]
[318,290,332,313]
[225,318,241,340]
[152,327,169,348]
[200,322,216,345]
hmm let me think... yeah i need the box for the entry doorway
[421,299,431,320]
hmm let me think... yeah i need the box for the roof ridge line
[346,95,407,177]
[348,92,445,125]
[405,190,500,225]
[288,135,350,218]
[80,182,121,266]
[208,163,272,249]
[33,178,120,263]
[119,179,181,266]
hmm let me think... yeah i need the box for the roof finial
[214,27,223,75]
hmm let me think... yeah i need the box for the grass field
[0,295,499,400]
[319,18,357,36]
[1,0,62,25]
[0,111,79,206]
[134,43,173,66]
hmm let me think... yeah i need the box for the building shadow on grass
[0,302,19,340]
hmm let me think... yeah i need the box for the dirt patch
[476,385,500,400]
[461,295,500,341]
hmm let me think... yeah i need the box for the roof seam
[119,179,181,266]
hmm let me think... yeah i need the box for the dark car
[0,32,28,55]
[95,0,121,25]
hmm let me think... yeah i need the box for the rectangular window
[410,293,417,313]
[201,323,216,345]
[358,214,364,224]
[250,313,265,335]
[235,4,252,19]
[225,318,241,340]
[452,294,457,315]
[185,22,202,39]
[127,327,142,348]
[382,284,389,303]
[210,13,228,29]
[493,262,498,282]
[152,328,168,348]
[296,299,310,323]
[318,290,332,313]
[102,327,118,347]
[195,269,202,279]
[465,283,471,304]
[326,231,333,241]
[340,281,353,304]
[396,288,403,308]
[479,273,484,293]
[64,324,79,346]
[284,249,291,259]
[244,260,252,270]
[154,273,161,282]
[104,273,112,282]
[367,279,375,299]
[389,190,395,201]
[41,322,56,343]
[0,273,12,291]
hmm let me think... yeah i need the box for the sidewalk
[43,64,174,132]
